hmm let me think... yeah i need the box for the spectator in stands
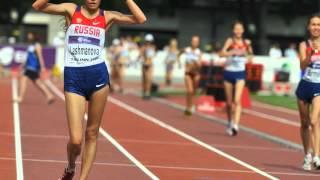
[269,43,282,58]
[285,43,298,59]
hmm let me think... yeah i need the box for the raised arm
[32,0,76,17]
[106,0,146,29]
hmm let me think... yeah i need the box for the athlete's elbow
[32,3,40,11]
[136,16,147,24]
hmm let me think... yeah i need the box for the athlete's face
[170,39,177,48]
[309,17,320,38]
[84,0,101,10]
[27,33,34,42]
[191,36,200,48]
[233,23,244,38]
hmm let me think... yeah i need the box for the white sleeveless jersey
[224,39,249,72]
[185,47,201,64]
[145,46,156,58]
[166,50,178,63]
[303,53,320,83]
[225,56,247,72]
[64,6,106,67]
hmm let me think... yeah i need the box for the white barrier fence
[1,46,301,86]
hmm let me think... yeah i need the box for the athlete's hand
[32,0,49,11]
[247,56,253,64]
[229,49,244,56]
[312,40,320,53]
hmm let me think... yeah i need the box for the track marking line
[127,89,300,128]
[108,96,279,180]
[0,132,296,152]
[243,109,300,127]
[45,80,159,180]
[151,96,303,151]
[12,78,24,180]
[116,139,297,152]
[1,157,318,177]
[252,101,298,115]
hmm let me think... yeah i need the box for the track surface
[1,78,320,179]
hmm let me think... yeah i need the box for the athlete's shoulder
[244,39,252,45]
[226,37,233,42]
[299,40,308,49]
[185,47,191,52]
[63,3,78,12]
[224,37,233,45]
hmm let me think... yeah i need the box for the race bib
[304,67,320,83]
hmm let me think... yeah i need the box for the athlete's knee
[226,104,232,110]
[69,135,82,146]
[186,88,194,94]
[234,100,241,107]
[85,127,99,141]
[301,120,310,130]
[310,118,319,128]
[68,141,82,155]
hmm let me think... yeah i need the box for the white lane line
[127,89,300,128]
[117,139,296,152]
[0,132,295,152]
[152,97,303,150]
[252,101,298,115]
[1,157,317,177]
[12,78,24,180]
[108,96,279,180]
[45,80,159,180]
[98,127,160,180]
[243,109,300,127]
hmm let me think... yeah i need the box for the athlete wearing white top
[64,7,106,67]
[185,47,201,64]
[63,5,109,100]
[302,41,320,83]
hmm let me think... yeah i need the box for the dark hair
[308,13,320,25]
[27,32,39,43]
[232,20,244,29]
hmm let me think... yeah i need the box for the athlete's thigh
[87,86,109,132]
[184,75,194,93]
[147,67,153,81]
[234,80,245,103]
[192,74,200,89]
[223,81,234,103]
[65,92,86,141]
[297,99,310,123]
[311,96,320,123]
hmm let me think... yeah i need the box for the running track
[1,77,320,179]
